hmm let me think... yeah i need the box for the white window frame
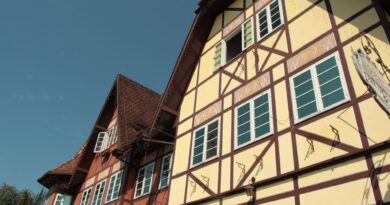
[80,187,92,205]
[54,194,64,205]
[105,170,123,203]
[256,0,284,41]
[134,162,155,199]
[290,52,350,123]
[93,124,118,153]
[190,118,221,168]
[158,153,173,189]
[234,90,274,149]
[91,180,106,205]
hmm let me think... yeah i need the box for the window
[191,119,220,167]
[158,154,172,189]
[235,90,273,148]
[91,180,106,205]
[80,188,92,205]
[290,54,349,122]
[214,18,254,70]
[93,125,118,153]
[256,0,283,41]
[134,162,155,198]
[106,170,123,203]
[54,194,72,205]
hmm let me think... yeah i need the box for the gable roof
[38,74,161,191]
[150,0,235,135]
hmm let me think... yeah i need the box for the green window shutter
[258,9,268,39]
[293,70,318,119]
[315,56,345,108]
[237,103,251,146]
[206,121,219,159]
[254,93,271,138]
[214,42,223,70]
[270,0,282,29]
[242,19,253,49]
[192,128,205,165]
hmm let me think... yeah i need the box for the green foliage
[0,183,48,205]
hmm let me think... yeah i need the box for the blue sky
[0,0,198,192]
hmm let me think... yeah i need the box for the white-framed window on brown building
[80,187,92,205]
[134,162,155,199]
[158,154,173,189]
[93,125,118,153]
[105,170,123,203]
[91,180,106,205]
[54,194,72,205]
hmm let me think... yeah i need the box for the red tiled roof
[117,75,161,151]
[38,74,161,190]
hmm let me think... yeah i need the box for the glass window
[291,54,349,122]
[91,180,106,205]
[134,162,155,198]
[158,154,173,189]
[191,119,220,166]
[106,170,123,203]
[235,90,273,148]
[256,0,283,40]
[80,188,92,205]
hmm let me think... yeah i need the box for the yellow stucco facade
[169,0,390,204]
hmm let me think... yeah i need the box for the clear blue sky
[0,0,198,192]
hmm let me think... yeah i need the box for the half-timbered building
[38,75,175,205]
[163,0,390,204]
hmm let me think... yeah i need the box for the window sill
[190,155,219,170]
[235,132,273,151]
[293,98,351,125]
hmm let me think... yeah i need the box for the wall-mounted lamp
[244,177,256,202]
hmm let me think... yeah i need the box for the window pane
[297,101,317,118]
[294,70,318,119]
[316,56,345,108]
[206,148,217,159]
[296,91,316,107]
[316,56,337,74]
[238,132,251,146]
[192,155,203,165]
[255,124,270,138]
[258,10,268,37]
[270,1,281,29]
[293,70,311,86]
[322,89,345,107]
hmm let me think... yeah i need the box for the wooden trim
[296,129,360,153]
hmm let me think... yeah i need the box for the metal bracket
[254,154,264,177]
[236,162,246,182]
[330,125,340,152]
[305,138,315,160]
[201,175,210,193]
